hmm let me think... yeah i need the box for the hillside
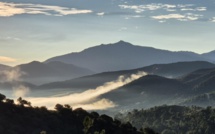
[179,67,215,94]
[0,93,156,134]
[116,105,215,134]
[202,50,215,62]
[0,64,11,71]
[13,61,94,85]
[180,92,215,107]
[100,75,190,110]
[0,81,36,90]
[46,41,209,72]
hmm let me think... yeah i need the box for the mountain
[0,64,11,71]
[135,61,215,78]
[39,61,215,90]
[100,75,190,109]
[14,61,94,85]
[0,81,36,90]
[45,41,209,72]
[179,67,215,94]
[202,50,215,62]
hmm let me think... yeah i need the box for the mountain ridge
[45,41,213,72]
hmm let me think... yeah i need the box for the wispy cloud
[119,4,176,13]
[152,13,202,21]
[0,67,30,98]
[0,2,93,17]
[181,7,206,11]
[97,12,105,16]
[211,17,215,22]
[119,3,207,13]
[152,14,185,20]
[118,27,128,31]
[119,3,207,22]
[0,36,21,41]
[0,56,16,63]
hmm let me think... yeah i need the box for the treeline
[0,93,157,134]
[116,105,215,134]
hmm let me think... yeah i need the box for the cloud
[119,3,207,22]
[118,27,128,31]
[73,99,116,110]
[119,4,177,13]
[0,2,93,17]
[152,14,185,19]
[181,7,207,12]
[26,71,147,110]
[0,68,29,98]
[0,56,16,63]
[97,12,105,16]
[0,36,21,41]
[151,13,202,21]
[12,85,30,98]
[0,68,25,82]
[211,17,215,22]
[119,3,207,13]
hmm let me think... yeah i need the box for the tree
[5,99,14,104]
[83,116,94,134]
[64,104,71,109]
[0,93,6,101]
[17,97,31,107]
[55,104,64,112]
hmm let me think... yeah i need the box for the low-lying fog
[0,68,147,111]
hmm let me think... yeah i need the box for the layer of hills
[1,60,215,111]
[37,61,215,112]
[1,41,215,111]
[46,41,215,72]
[0,61,94,85]
[1,41,215,86]
[39,61,215,90]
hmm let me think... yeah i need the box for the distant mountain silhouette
[134,61,215,78]
[0,64,11,71]
[0,81,36,90]
[39,61,215,90]
[202,50,215,62]
[45,41,211,72]
[13,61,94,85]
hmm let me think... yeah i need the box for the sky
[0,0,215,66]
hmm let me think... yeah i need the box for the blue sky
[0,0,215,66]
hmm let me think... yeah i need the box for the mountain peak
[111,40,133,46]
[29,61,42,64]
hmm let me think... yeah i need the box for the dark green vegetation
[0,93,157,134]
[180,92,215,107]
[116,105,215,134]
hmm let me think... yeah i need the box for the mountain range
[1,41,215,110]
[39,61,215,90]
[1,41,215,86]
[46,41,214,72]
